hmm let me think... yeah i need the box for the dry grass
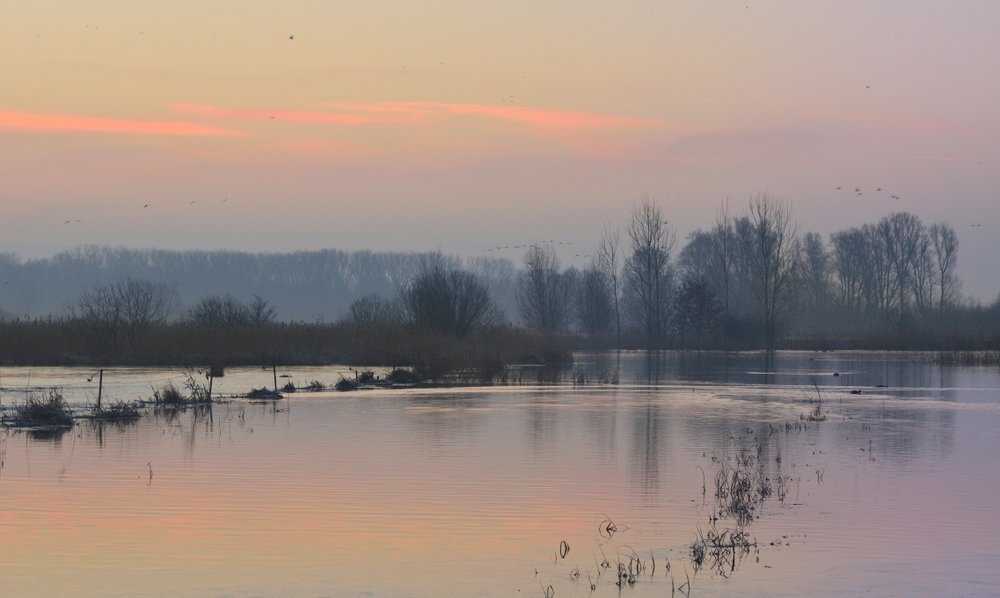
[7,390,74,428]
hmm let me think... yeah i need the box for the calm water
[1,352,999,597]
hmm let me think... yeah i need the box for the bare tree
[187,294,251,327]
[830,228,867,313]
[623,197,675,347]
[400,257,503,337]
[596,225,623,347]
[248,295,277,326]
[517,245,572,334]
[72,277,174,355]
[711,200,737,318]
[929,222,960,313]
[742,193,797,351]
[798,232,831,310]
[576,266,614,336]
[347,294,400,328]
[882,212,925,316]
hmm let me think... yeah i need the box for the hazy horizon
[3,2,999,299]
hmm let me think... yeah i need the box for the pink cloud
[171,101,672,132]
[0,110,244,137]
[324,101,672,130]
[171,103,423,125]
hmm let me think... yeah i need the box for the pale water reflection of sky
[1,353,998,596]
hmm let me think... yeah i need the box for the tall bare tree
[596,225,624,347]
[929,222,960,313]
[799,232,831,310]
[882,212,925,316]
[742,193,797,350]
[517,245,572,334]
[623,197,675,347]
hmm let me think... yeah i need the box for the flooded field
[2,352,999,597]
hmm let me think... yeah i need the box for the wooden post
[207,373,213,402]
[272,365,278,392]
[97,369,104,409]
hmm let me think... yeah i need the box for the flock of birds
[480,240,574,254]
[834,185,901,200]
[62,198,231,225]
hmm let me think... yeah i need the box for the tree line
[3,192,1000,366]
[342,192,992,351]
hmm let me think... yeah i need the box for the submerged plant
[93,400,143,420]
[153,382,185,405]
[690,527,758,578]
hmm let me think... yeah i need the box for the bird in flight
[142,204,149,208]
[289,34,295,40]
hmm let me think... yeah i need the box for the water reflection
[0,353,997,597]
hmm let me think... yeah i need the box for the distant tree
[741,193,797,351]
[672,277,722,348]
[187,294,251,327]
[576,266,614,336]
[400,257,503,337]
[347,293,400,328]
[710,201,738,319]
[596,225,624,346]
[929,222,960,313]
[882,212,925,316]
[623,197,675,347]
[829,227,868,313]
[517,245,572,334]
[248,295,277,326]
[187,294,275,327]
[71,277,174,355]
[798,232,831,310]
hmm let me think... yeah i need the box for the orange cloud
[0,110,244,137]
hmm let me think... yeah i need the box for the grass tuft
[8,390,74,428]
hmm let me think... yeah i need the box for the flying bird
[142,204,149,208]
[288,34,295,40]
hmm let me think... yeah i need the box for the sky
[2,1,999,298]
